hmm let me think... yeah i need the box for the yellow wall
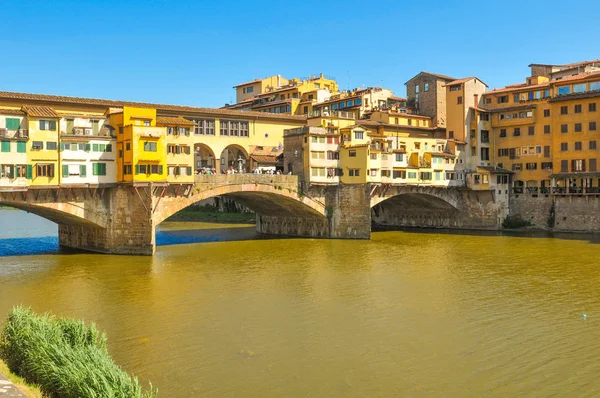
[27,117,60,186]
[340,145,368,184]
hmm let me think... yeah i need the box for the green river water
[1,209,600,397]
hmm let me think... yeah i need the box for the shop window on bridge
[39,120,56,131]
[497,175,509,184]
[92,163,107,176]
[348,169,360,177]
[143,142,157,152]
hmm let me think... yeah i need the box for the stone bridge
[0,178,507,255]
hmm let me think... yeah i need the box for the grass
[167,206,256,224]
[0,306,156,398]
[0,359,45,397]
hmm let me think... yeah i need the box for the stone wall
[510,193,600,232]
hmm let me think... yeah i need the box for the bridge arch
[194,143,217,171]
[220,144,249,172]
[0,200,108,228]
[370,185,460,210]
[154,179,326,226]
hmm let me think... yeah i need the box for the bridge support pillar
[58,185,155,255]
[256,184,371,239]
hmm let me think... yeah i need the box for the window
[575,123,582,132]
[143,142,157,152]
[543,109,550,117]
[544,146,550,157]
[39,120,57,130]
[500,129,507,137]
[485,97,492,104]
[347,100,354,107]
[590,141,597,150]
[575,104,582,113]
[498,148,509,157]
[424,83,429,92]
[590,103,597,112]
[220,120,249,137]
[370,153,377,160]
[420,172,432,180]
[561,124,568,133]
[247,86,254,93]
[513,94,520,103]
[525,163,537,170]
[354,131,364,140]
[557,86,571,95]
[448,131,454,139]
[194,119,215,135]
[355,99,362,105]
[348,169,360,177]
[395,153,404,162]
[572,159,586,172]
[561,160,568,172]
[544,125,550,134]
[573,83,586,93]
[498,95,508,103]
[36,164,54,177]
[560,142,568,151]
[480,113,490,121]
[591,159,598,172]
[481,147,490,161]
[17,142,26,153]
[512,163,522,171]
[450,85,461,92]
[481,130,489,143]
[528,126,535,136]
[471,146,476,156]
[591,82,600,91]
[590,121,597,131]
[143,120,151,127]
[311,167,325,177]
[6,118,20,130]
[457,96,463,105]
[46,142,57,150]
[326,151,339,160]
[541,162,553,170]
[349,150,356,157]
[92,163,107,176]
[575,141,583,151]
[560,106,568,115]
[31,141,43,150]
[415,84,420,94]
[513,128,521,136]
[126,142,131,151]
[310,151,325,159]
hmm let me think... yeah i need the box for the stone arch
[0,200,108,228]
[194,143,217,171]
[154,183,326,226]
[370,186,460,210]
[220,144,250,173]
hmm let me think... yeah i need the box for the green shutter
[92,144,99,152]
[187,166,192,176]
[92,120,99,135]
[1,141,10,152]
[100,163,106,176]
[49,120,56,130]
[158,165,163,175]
[60,142,65,151]
[85,144,91,151]
[62,165,69,178]
[80,165,86,177]
[106,144,112,152]
[17,142,26,153]
[135,164,140,175]
[92,163,98,176]
[39,120,45,130]
[26,165,32,179]
[6,118,20,130]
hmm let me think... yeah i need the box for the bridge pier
[58,185,156,255]
[256,184,372,239]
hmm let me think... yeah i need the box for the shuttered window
[5,118,20,130]
[80,165,86,177]
[1,141,10,152]
[92,163,107,176]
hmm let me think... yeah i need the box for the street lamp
[237,155,246,174]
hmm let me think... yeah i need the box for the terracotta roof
[552,71,600,84]
[21,105,58,118]
[156,116,195,126]
[233,78,262,88]
[469,106,489,113]
[486,104,536,113]
[485,82,550,95]
[548,90,600,103]
[478,166,515,174]
[405,72,457,84]
[0,91,306,122]
[0,108,25,115]
[444,76,488,87]
[389,96,406,101]
[250,154,278,164]
[529,59,600,68]
[426,151,455,158]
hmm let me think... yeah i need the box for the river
[1,208,599,396]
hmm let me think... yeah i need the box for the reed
[0,306,156,398]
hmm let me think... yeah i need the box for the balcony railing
[61,127,112,137]
[308,110,356,120]
[0,128,28,139]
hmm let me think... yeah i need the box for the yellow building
[482,70,600,194]
[107,106,167,183]
[156,116,194,183]
[22,106,61,186]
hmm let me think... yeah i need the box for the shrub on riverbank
[0,306,155,398]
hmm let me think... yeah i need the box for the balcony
[308,110,356,120]
[0,128,28,139]
[61,126,113,137]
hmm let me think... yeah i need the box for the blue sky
[2,0,598,108]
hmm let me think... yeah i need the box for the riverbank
[0,360,44,397]
[166,207,256,224]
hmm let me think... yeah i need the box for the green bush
[502,215,532,229]
[0,306,155,398]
